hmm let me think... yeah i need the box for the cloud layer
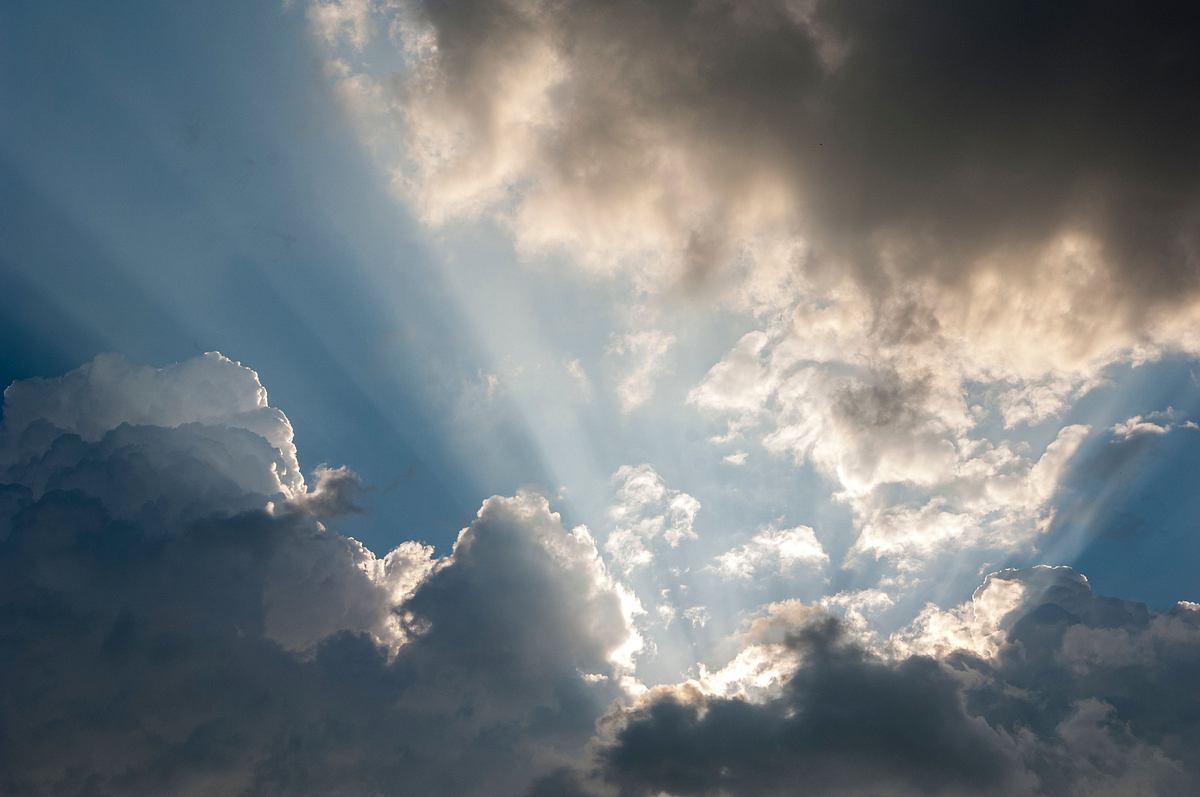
[314,0,1200,595]
[0,354,633,796]
[347,0,1200,351]
[3,354,1198,794]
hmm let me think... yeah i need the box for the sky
[2,1,1200,795]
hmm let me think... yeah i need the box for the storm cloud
[0,354,634,796]
[596,567,1200,796]
[367,0,1200,340]
[2,355,1197,795]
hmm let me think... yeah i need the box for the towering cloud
[0,354,635,796]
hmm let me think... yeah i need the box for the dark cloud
[5,356,1199,796]
[290,464,367,518]
[596,567,1200,796]
[0,355,632,796]
[598,618,1021,796]
[396,0,1200,340]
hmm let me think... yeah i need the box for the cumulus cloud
[4,350,1200,796]
[1110,408,1199,440]
[692,321,1093,569]
[0,354,636,796]
[594,566,1200,796]
[0,351,303,495]
[313,0,1200,587]
[604,464,699,571]
[711,524,827,580]
[608,329,676,412]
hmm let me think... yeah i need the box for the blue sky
[1,0,488,549]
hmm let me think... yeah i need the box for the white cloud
[605,464,699,570]
[0,351,303,495]
[712,525,827,580]
[564,357,591,396]
[609,329,676,412]
[722,450,748,466]
[1110,408,1200,440]
[307,0,375,50]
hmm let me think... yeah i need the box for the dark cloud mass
[0,354,629,796]
[601,621,1021,796]
[598,567,1200,796]
[3,356,1199,795]
[398,0,1200,343]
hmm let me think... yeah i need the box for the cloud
[3,352,1199,795]
[0,354,636,796]
[691,321,1093,570]
[608,330,676,412]
[0,351,303,495]
[711,524,827,580]
[721,450,748,466]
[599,616,1026,796]
[1110,408,1199,441]
[308,0,1200,629]
[565,357,592,397]
[287,464,366,518]
[594,566,1200,796]
[604,464,699,571]
[1112,415,1171,439]
[307,0,374,50]
[328,0,1199,353]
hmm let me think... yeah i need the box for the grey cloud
[289,464,367,518]
[596,567,1200,796]
[398,0,1200,325]
[599,618,1023,797]
[0,355,632,796]
[5,356,1199,796]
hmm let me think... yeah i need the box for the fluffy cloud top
[712,524,827,580]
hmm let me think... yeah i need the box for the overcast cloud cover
[4,0,1200,794]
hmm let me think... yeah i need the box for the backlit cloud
[0,354,635,796]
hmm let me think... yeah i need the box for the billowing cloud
[327,0,1199,355]
[595,566,1200,796]
[313,0,1200,587]
[0,354,636,796]
[692,323,1093,569]
[4,348,1200,795]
